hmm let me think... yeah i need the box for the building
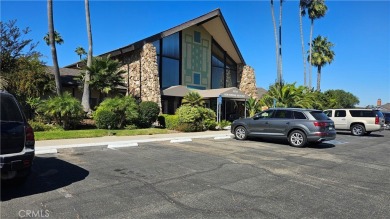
[65,9,258,119]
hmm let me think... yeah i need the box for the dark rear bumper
[0,151,34,172]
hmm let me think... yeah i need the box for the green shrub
[157,115,166,127]
[176,106,203,132]
[218,120,231,130]
[124,124,138,130]
[36,92,84,130]
[137,101,160,128]
[28,120,62,131]
[94,109,119,129]
[95,96,138,129]
[158,114,179,130]
[199,107,217,130]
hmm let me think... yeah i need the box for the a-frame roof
[65,9,245,68]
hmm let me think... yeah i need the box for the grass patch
[35,128,173,141]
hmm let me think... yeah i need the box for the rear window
[350,110,375,117]
[293,111,307,119]
[0,94,24,122]
[309,111,330,120]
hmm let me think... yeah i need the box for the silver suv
[324,109,385,136]
[231,108,336,147]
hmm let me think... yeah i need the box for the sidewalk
[35,130,233,154]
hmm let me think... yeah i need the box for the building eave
[65,9,245,68]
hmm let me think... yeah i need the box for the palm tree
[46,0,62,96]
[80,55,125,103]
[270,0,280,84]
[43,30,64,45]
[299,0,311,86]
[278,0,284,84]
[75,46,87,60]
[246,97,259,117]
[181,91,204,107]
[307,0,327,88]
[308,35,335,91]
[82,0,93,113]
[260,82,316,108]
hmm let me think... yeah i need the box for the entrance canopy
[162,86,249,100]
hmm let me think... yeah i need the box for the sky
[1,0,389,107]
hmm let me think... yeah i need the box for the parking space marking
[108,142,138,149]
[170,138,192,143]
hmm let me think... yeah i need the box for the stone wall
[239,65,258,99]
[120,43,162,110]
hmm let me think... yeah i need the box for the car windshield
[310,111,330,120]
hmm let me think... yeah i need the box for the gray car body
[231,108,336,143]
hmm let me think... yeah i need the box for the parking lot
[2,131,390,218]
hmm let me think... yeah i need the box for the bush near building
[137,101,160,128]
[93,96,138,129]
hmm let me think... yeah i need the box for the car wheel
[288,130,307,147]
[351,124,365,136]
[234,126,247,140]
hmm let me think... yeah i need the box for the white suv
[324,109,385,136]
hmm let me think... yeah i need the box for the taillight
[26,125,35,148]
[314,122,327,127]
[375,115,379,124]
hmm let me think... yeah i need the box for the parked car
[323,109,385,136]
[231,108,336,147]
[382,112,390,130]
[1,90,35,183]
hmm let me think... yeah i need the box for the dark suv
[1,90,35,182]
[383,112,390,130]
[231,108,336,147]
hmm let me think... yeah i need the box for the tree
[7,54,55,101]
[0,20,38,74]
[299,0,311,86]
[82,0,93,113]
[308,35,335,91]
[260,82,317,108]
[270,0,284,84]
[43,30,64,45]
[79,55,125,102]
[0,75,8,90]
[46,0,62,96]
[75,46,87,60]
[323,89,359,108]
[246,97,260,117]
[181,91,204,107]
[307,0,328,88]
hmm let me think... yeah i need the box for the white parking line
[107,142,139,149]
[170,138,192,143]
[35,149,58,155]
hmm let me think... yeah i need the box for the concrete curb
[35,133,234,154]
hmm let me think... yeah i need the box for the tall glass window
[162,33,179,59]
[211,40,237,88]
[162,57,179,89]
[160,32,180,89]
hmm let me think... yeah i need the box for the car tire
[234,126,248,140]
[351,124,365,136]
[288,130,307,147]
